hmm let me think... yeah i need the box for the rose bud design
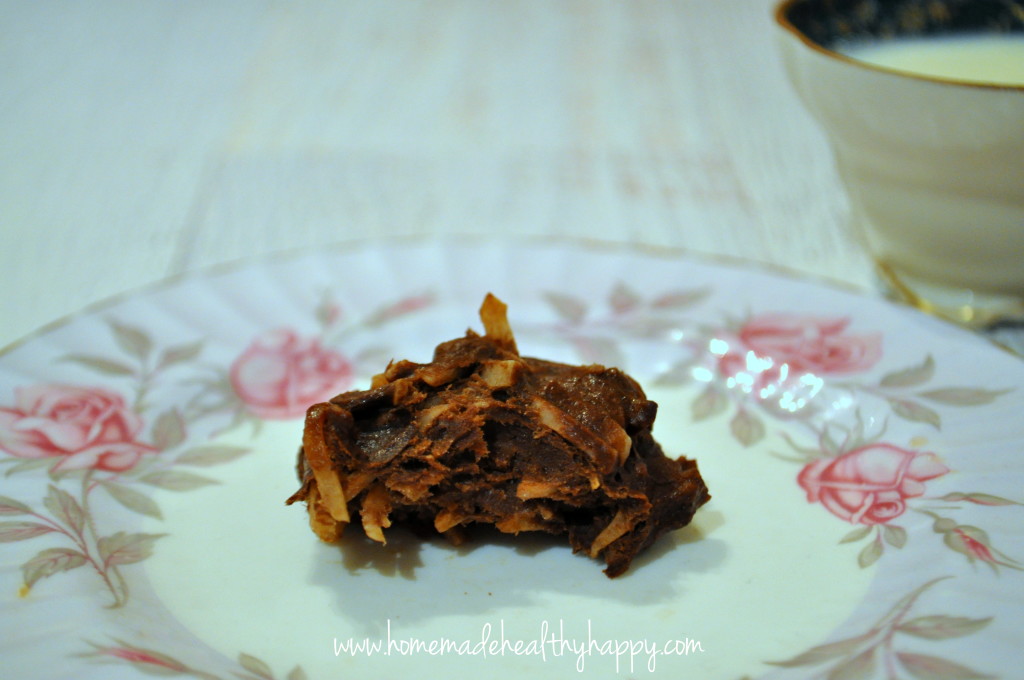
[230,329,353,420]
[797,443,949,525]
[712,314,882,404]
[737,314,882,375]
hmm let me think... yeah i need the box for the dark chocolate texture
[287,294,709,577]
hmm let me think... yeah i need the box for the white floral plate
[2,239,1022,680]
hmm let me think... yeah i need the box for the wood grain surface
[1,0,873,349]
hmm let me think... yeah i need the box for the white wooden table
[1,0,875,350]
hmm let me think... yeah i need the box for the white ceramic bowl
[775,0,1024,324]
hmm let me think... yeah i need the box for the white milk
[843,34,1024,86]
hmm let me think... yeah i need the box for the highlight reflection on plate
[1,239,1022,680]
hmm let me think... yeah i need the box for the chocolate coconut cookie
[287,294,709,576]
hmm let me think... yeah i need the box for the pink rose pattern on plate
[0,384,157,473]
[1,281,1019,679]
[537,283,1020,678]
[0,323,239,607]
[796,443,949,526]
[0,293,433,611]
[540,284,1019,569]
[230,330,353,420]
[539,284,1019,571]
[730,313,883,375]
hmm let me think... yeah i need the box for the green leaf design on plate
[3,458,54,477]
[60,355,136,377]
[820,425,845,457]
[767,578,988,679]
[628,316,688,340]
[918,388,1012,407]
[100,481,163,519]
[97,532,164,566]
[897,615,992,640]
[839,526,872,544]
[568,335,625,368]
[779,431,830,462]
[876,577,951,630]
[139,470,219,491]
[315,293,341,328]
[543,292,588,324]
[44,484,85,535]
[883,525,907,549]
[109,320,153,361]
[652,358,698,387]
[286,667,309,680]
[730,409,765,447]
[0,495,32,515]
[151,409,187,451]
[939,492,1022,506]
[880,355,935,388]
[156,340,204,370]
[895,651,996,679]
[22,547,87,587]
[608,281,641,315]
[175,445,250,467]
[691,384,729,421]
[650,287,712,309]
[0,521,55,543]
[858,536,884,568]
[766,632,872,667]
[829,647,877,680]
[238,652,275,679]
[888,398,942,429]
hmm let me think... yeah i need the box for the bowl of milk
[775,0,1024,327]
